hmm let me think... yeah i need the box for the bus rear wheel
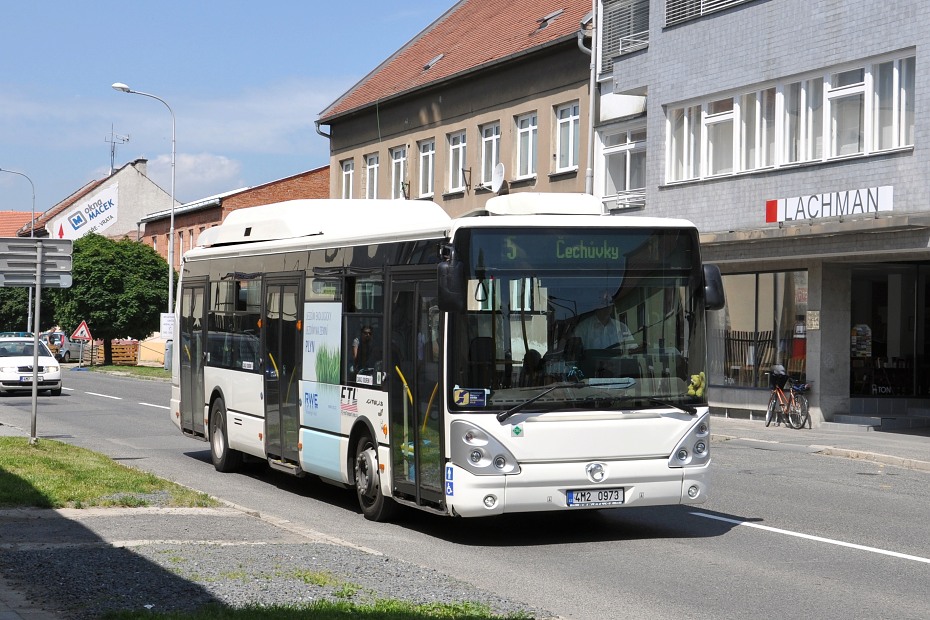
[210,399,242,472]
[354,434,396,522]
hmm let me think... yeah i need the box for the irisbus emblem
[585,462,608,483]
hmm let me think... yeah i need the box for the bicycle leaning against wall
[764,364,811,429]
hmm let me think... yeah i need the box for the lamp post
[111,82,176,314]
[0,167,36,331]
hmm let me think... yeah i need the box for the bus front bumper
[444,459,710,518]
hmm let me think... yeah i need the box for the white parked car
[0,337,62,396]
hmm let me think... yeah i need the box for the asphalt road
[1,368,928,620]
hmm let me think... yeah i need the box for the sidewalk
[1,417,928,619]
[710,413,930,472]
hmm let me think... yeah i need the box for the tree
[49,234,170,364]
[0,283,58,334]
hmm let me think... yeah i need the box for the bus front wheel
[354,435,396,522]
[210,399,242,473]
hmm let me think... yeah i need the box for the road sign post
[71,321,93,368]
[0,238,73,444]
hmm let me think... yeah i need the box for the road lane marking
[139,402,169,409]
[85,392,122,400]
[691,511,930,565]
[63,387,74,391]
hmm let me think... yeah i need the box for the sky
[0,1,452,214]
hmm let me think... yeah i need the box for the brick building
[140,165,329,270]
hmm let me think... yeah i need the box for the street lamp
[111,82,176,314]
[0,167,36,331]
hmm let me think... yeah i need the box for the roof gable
[320,0,588,122]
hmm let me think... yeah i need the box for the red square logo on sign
[765,199,779,223]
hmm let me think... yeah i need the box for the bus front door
[179,280,207,438]
[388,271,444,508]
[262,276,302,468]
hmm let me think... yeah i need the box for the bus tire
[210,399,242,473]
[354,434,396,522]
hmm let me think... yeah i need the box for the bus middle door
[388,269,444,509]
[262,275,303,470]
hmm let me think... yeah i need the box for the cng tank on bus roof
[484,192,606,216]
[197,199,451,248]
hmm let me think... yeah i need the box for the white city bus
[170,193,724,521]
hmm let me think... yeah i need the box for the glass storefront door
[849,263,930,397]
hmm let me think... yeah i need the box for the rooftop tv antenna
[106,125,130,175]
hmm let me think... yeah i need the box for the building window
[826,68,865,157]
[666,52,916,183]
[601,0,649,73]
[875,56,916,149]
[365,154,379,199]
[669,105,701,181]
[341,159,354,199]
[556,102,580,171]
[516,112,538,178]
[390,146,407,199]
[177,231,183,258]
[709,270,808,388]
[418,139,435,198]
[666,0,755,27]
[603,126,646,208]
[740,88,776,171]
[448,131,467,193]
[480,122,501,186]
[785,77,825,163]
[152,236,157,253]
[704,98,735,176]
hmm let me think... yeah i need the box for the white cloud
[143,152,245,202]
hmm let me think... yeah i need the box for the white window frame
[667,105,700,182]
[390,146,407,199]
[556,102,581,172]
[601,124,646,208]
[740,87,776,171]
[480,122,501,186]
[418,139,435,198]
[448,131,467,193]
[665,51,915,184]
[341,159,354,199]
[703,98,737,177]
[365,153,379,199]
[515,112,538,179]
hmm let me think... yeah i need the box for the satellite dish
[490,162,505,193]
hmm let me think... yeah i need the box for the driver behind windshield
[573,305,637,351]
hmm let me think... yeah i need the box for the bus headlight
[451,420,520,476]
[668,412,711,468]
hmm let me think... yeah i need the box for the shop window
[709,270,807,388]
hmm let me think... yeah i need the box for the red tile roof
[319,0,589,122]
[0,211,36,236]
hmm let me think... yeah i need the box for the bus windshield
[448,227,708,413]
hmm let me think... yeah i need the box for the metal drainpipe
[577,2,598,196]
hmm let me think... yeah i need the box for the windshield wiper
[648,398,697,415]
[497,381,584,423]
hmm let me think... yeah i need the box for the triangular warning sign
[71,320,93,341]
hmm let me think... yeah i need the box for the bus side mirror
[438,259,466,313]
[703,264,725,311]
